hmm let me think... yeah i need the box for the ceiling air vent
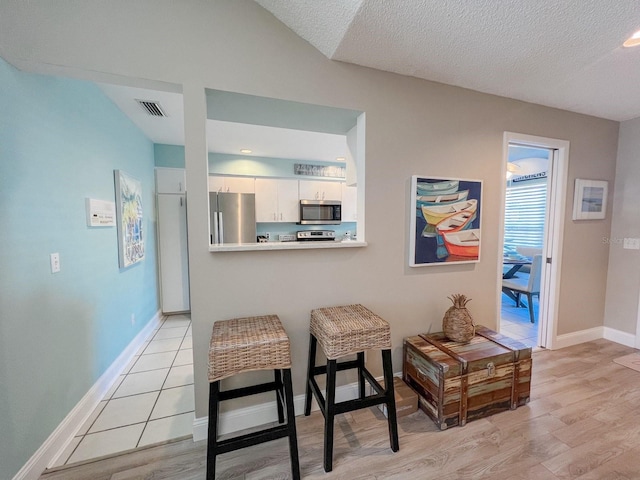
[136,99,167,117]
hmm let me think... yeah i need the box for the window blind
[504,182,547,252]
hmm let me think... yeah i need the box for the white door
[157,194,190,313]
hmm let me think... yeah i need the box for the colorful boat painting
[442,229,480,258]
[432,210,477,258]
[416,190,469,210]
[416,180,459,196]
[410,175,482,266]
[436,210,476,235]
[421,198,477,226]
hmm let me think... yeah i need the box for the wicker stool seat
[310,304,391,359]
[207,315,300,480]
[304,304,399,472]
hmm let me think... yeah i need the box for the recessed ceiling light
[623,30,640,47]
[336,157,346,162]
[240,149,252,154]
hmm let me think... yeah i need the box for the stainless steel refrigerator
[209,192,257,244]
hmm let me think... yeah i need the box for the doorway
[498,133,570,350]
[500,145,550,348]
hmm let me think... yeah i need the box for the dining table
[502,256,532,279]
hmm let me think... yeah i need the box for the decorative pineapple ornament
[442,294,475,343]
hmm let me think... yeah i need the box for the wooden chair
[502,254,542,323]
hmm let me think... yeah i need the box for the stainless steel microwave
[298,199,341,225]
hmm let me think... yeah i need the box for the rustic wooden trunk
[403,325,532,430]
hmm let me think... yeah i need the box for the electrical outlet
[50,253,60,273]
[265,232,271,240]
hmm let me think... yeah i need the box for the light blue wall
[154,146,346,180]
[154,143,185,168]
[0,58,159,478]
[210,152,346,179]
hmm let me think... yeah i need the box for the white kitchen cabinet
[299,180,342,201]
[156,167,186,194]
[341,183,358,221]
[255,178,299,222]
[208,175,255,193]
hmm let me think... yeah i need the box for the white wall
[0,0,619,428]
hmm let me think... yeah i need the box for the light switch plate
[50,253,61,273]
[623,238,640,250]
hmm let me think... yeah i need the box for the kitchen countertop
[209,240,367,252]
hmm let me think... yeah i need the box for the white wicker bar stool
[207,315,300,480]
[304,304,399,472]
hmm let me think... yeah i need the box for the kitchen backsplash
[256,222,357,242]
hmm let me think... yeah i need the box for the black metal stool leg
[382,349,399,452]
[206,381,220,480]
[283,368,301,480]
[324,359,337,472]
[357,351,366,399]
[304,333,317,416]
[274,369,285,423]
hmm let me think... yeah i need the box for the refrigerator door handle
[219,212,224,244]
[213,211,219,244]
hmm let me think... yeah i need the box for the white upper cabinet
[255,178,299,223]
[341,183,357,221]
[299,180,342,201]
[208,175,255,193]
[156,167,186,194]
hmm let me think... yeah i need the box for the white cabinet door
[255,178,279,222]
[225,176,255,193]
[277,179,300,222]
[208,176,255,193]
[255,178,299,222]
[299,180,342,201]
[156,168,186,194]
[208,176,225,192]
[341,183,358,221]
[157,194,190,313]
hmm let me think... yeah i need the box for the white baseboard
[552,326,603,350]
[552,325,638,350]
[193,372,402,443]
[13,310,162,480]
[603,326,636,347]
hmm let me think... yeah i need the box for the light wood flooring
[40,339,640,479]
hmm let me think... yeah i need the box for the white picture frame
[572,179,608,220]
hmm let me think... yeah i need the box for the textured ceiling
[255,0,640,121]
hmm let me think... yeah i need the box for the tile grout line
[135,319,191,449]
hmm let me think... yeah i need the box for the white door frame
[499,132,570,350]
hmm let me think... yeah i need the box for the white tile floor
[53,314,194,467]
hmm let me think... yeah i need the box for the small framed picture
[572,179,607,220]
[114,170,145,268]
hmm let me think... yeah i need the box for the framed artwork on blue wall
[114,170,144,268]
[409,175,482,267]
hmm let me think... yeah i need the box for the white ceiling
[255,0,640,122]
